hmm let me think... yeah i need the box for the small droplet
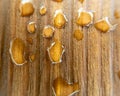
[29,54,35,62]
[53,0,63,2]
[39,5,47,15]
[114,10,120,19]
[53,77,80,96]
[76,8,94,27]
[73,29,83,41]
[79,0,84,3]
[94,17,116,33]
[27,22,37,33]
[53,10,67,29]
[42,25,55,38]
[19,1,34,17]
[26,37,33,45]
[9,38,27,65]
[47,39,65,64]
[117,71,120,79]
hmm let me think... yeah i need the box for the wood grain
[0,0,120,96]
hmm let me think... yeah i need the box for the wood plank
[72,0,88,96]
[113,0,120,96]
[101,0,114,96]
[87,0,102,96]
[0,0,120,96]
[0,0,10,96]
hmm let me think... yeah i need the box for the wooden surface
[0,0,120,96]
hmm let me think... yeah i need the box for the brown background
[0,0,120,96]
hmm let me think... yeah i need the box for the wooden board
[0,0,120,96]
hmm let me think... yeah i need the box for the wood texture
[0,0,120,96]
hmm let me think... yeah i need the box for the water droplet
[47,39,65,64]
[94,17,116,33]
[39,5,47,15]
[73,29,83,41]
[19,1,34,17]
[29,53,35,62]
[9,38,27,65]
[42,25,55,38]
[27,22,37,33]
[53,0,63,2]
[53,10,67,29]
[53,77,80,96]
[79,0,84,3]
[26,37,33,45]
[76,8,93,26]
[114,10,120,19]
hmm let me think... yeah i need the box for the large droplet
[47,39,65,64]
[94,17,116,33]
[53,77,80,96]
[9,38,27,65]
[76,8,93,26]
[53,10,67,29]
[19,1,34,17]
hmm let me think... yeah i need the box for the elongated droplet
[27,22,37,33]
[47,39,65,64]
[73,29,83,41]
[39,5,47,15]
[9,38,27,65]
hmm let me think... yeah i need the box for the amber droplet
[74,29,83,41]
[9,38,27,65]
[26,37,33,45]
[76,8,93,26]
[53,77,80,96]
[29,54,35,62]
[42,25,55,38]
[114,10,120,19]
[19,2,34,17]
[94,20,109,32]
[27,22,37,33]
[117,71,120,79]
[94,17,113,33]
[79,0,84,3]
[53,0,63,2]
[53,10,67,29]
[47,39,65,64]
[39,5,47,15]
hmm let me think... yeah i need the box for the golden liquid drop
[39,6,47,15]
[94,19,110,32]
[53,10,67,29]
[27,22,36,33]
[9,38,27,65]
[73,29,83,41]
[76,11,92,26]
[42,25,54,38]
[48,39,64,63]
[19,2,34,16]
[53,77,80,96]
